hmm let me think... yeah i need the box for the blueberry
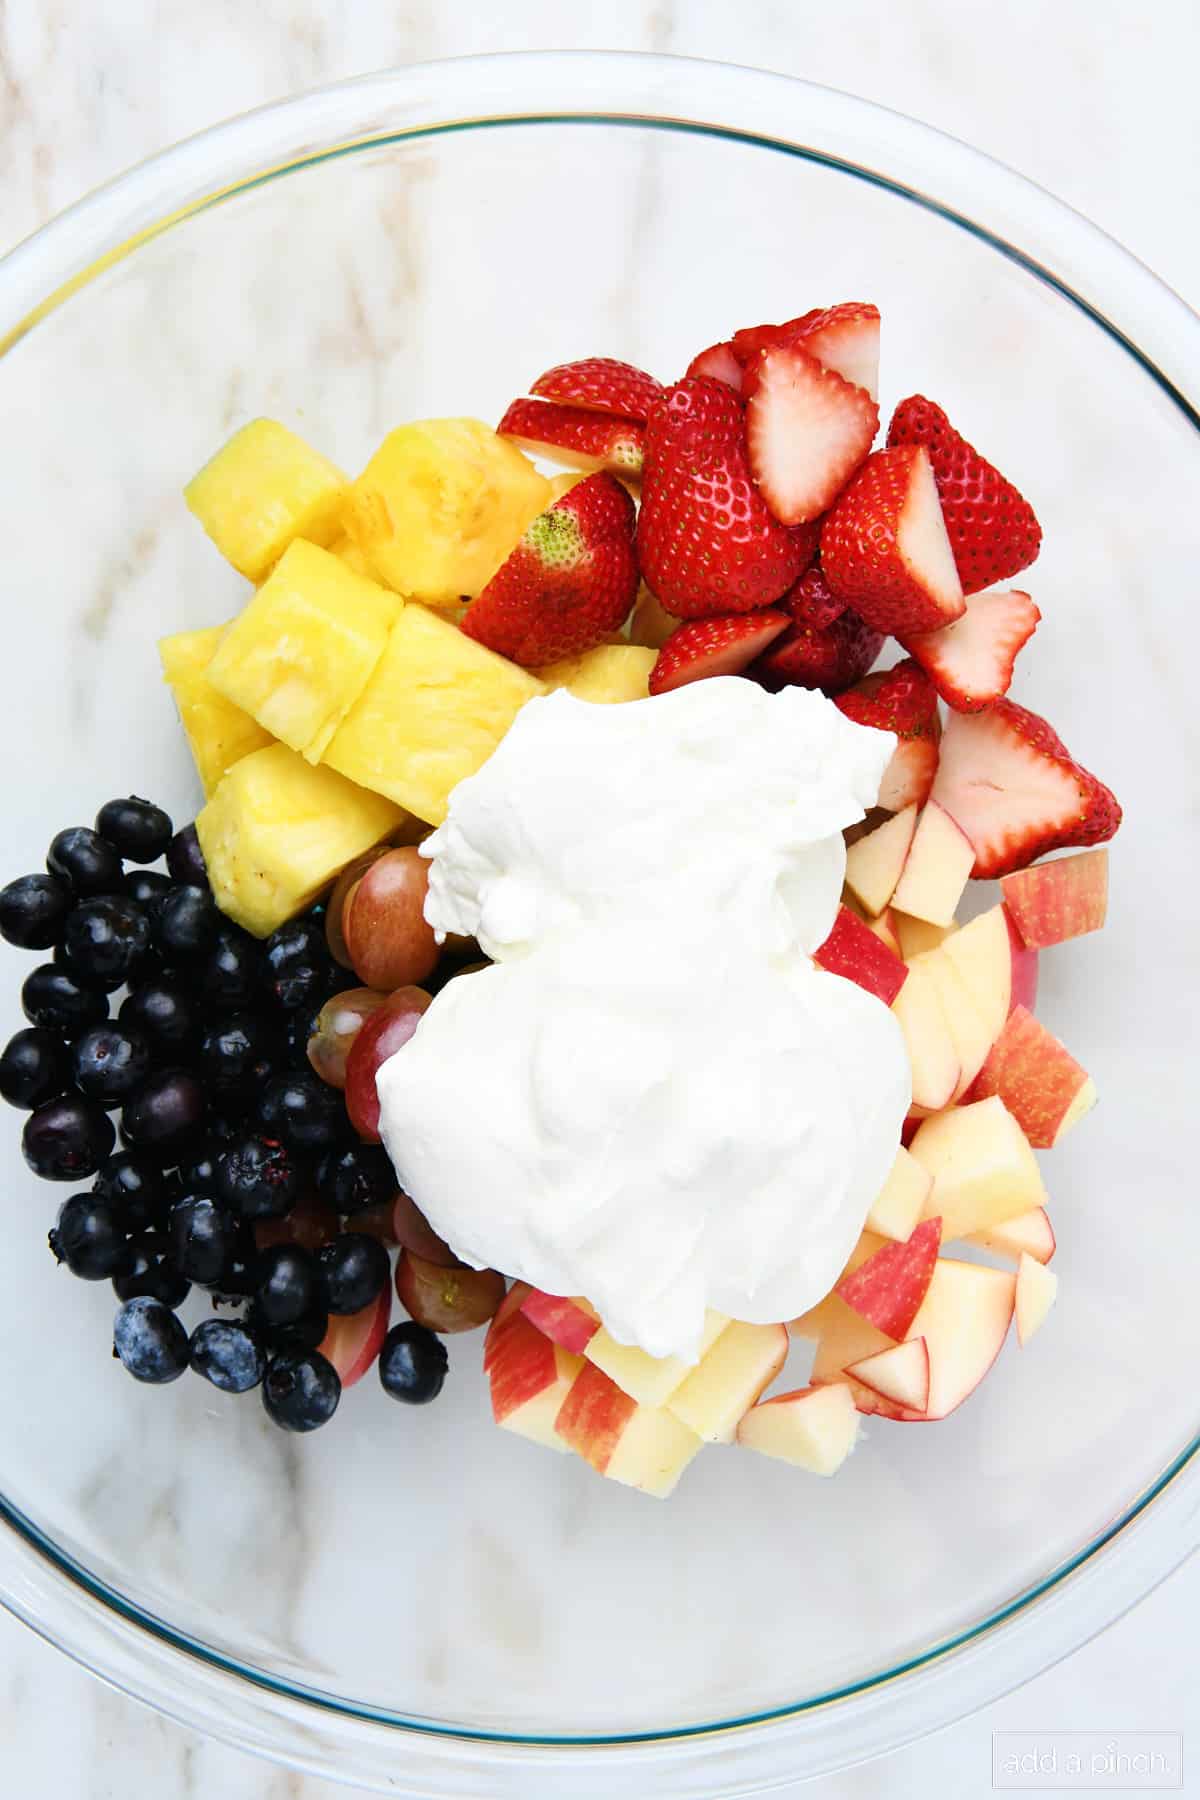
[247,1298,329,1353]
[199,926,259,1009]
[215,1133,301,1220]
[48,1193,130,1280]
[177,1141,220,1193]
[165,825,208,888]
[122,869,172,914]
[120,1070,206,1153]
[22,1094,115,1181]
[61,895,152,991]
[22,963,109,1037]
[0,873,72,950]
[210,1227,259,1303]
[113,1296,189,1383]
[254,1243,319,1327]
[0,1027,72,1110]
[316,1144,396,1217]
[155,885,220,961]
[119,978,197,1054]
[47,827,124,897]
[283,999,326,1070]
[95,797,173,864]
[262,1350,340,1432]
[257,1072,344,1156]
[93,1151,166,1233]
[190,1318,268,1394]
[72,1023,153,1106]
[261,920,336,1012]
[112,1232,190,1306]
[317,1232,390,1316]
[168,1194,240,1285]
[197,1013,276,1098]
[378,1320,447,1404]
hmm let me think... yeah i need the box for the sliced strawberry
[751,606,882,696]
[931,699,1122,877]
[903,589,1040,712]
[835,1219,942,1340]
[732,303,880,400]
[834,658,943,811]
[637,377,815,618]
[784,564,847,630]
[888,396,1042,595]
[814,905,909,1006]
[743,342,878,526]
[529,356,664,423]
[498,398,644,479]
[460,472,638,666]
[648,610,790,696]
[684,341,743,391]
[821,445,965,636]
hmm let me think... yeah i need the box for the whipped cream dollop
[377,678,910,1360]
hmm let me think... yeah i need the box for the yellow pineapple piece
[323,605,546,826]
[159,624,273,796]
[184,419,348,582]
[206,541,401,763]
[343,419,551,607]
[196,743,404,938]
[539,644,657,703]
[327,533,374,578]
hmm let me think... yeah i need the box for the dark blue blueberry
[165,825,208,888]
[120,1069,205,1153]
[262,1350,340,1431]
[61,895,152,991]
[113,1296,189,1383]
[200,926,259,1008]
[257,1071,343,1156]
[215,1133,301,1220]
[0,1027,72,1110]
[253,1244,319,1327]
[316,1232,389,1316]
[93,1151,166,1233]
[47,827,124,897]
[95,796,173,864]
[23,1094,115,1181]
[378,1320,447,1404]
[112,1232,190,1306]
[22,963,109,1037]
[119,978,197,1054]
[167,1194,239,1285]
[72,1023,153,1106]
[189,1318,268,1394]
[316,1143,396,1217]
[122,869,172,914]
[48,1193,129,1280]
[0,873,72,950]
[198,1013,276,1098]
[261,919,336,1012]
[154,885,220,961]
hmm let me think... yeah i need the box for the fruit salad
[0,306,1121,1492]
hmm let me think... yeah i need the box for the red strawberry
[904,589,1040,712]
[498,398,644,478]
[743,342,878,525]
[783,564,847,630]
[685,341,743,391]
[733,303,880,400]
[820,445,965,636]
[460,473,638,667]
[751,606,882,696]
[888,396,1042,595]
[931,700,1122,878]
[529,356,663,423]
[834,658,942,811]
[648,610,790,696]
[637,377,815,618]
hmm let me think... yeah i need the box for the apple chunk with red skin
[892,801,975,927]
[865,1146,932,1241]
[667,1320,788,1443]
[846,1335,930,1413]
[910,1095,1047,1242]
[482,1280,530,1372]
[815,905,908,1005]
[520,1290,600,1354]
[915,944,995,1100]
[555,1362,703,1497]
[489,1311,583,1452]
[835,1217,942,1339]
[964,1005,1096,1148]
[939,903,1038,1046]
[1015,1252,1058,1347]
[843,804,918,915]
[1001,848,1108,949]
[736,1384,860,1475]
[967,1206,1056,1266]
[891,957,959,1111]
[318,1284,392,1388]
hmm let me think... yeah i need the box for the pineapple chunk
[206,541,401,763]
[539,644,656,704]
[327,533,374,578]
[323,605,546,826]
[184,419,347,581]
[196,743,404,938]
[343,419,551,606]
[159,624,273,796]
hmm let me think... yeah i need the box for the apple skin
[835,1218,942,1340]
[815,905,908,1006]
[520,1290,600,1354]
[963,1005,1095,1148]
[846,1335,931,1413]
[1001,848,1108,949]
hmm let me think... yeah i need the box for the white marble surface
[0,0,1197,1794]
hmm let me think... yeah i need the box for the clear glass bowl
[0,51,1196,1798]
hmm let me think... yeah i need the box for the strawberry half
[460,472,638,667]
[888,396,1042,595]
[932,699,1121,877]
[743,342,878,525]
[648,610,790,696]
[784,565,847,631]
[751,606,882,696]
[733,303,880,401]
[530,356,664,423]
[685,341,743,391]
[834,658,942,811]
[498,398,644,479]
[820,445,966,636]
[637,377,816,618]
[904,588,1041,712]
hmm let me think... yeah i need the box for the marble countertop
[0,1,1196,1794]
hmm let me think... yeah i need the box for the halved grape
[395,1249,506,1333]
[325,848,391,969]
[341,848,440,992]
[343,987,431,1142]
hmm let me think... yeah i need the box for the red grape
[395,1249,506,1333]
[342,848,440,992]
[392,1191,456,1266]
[343,986,432,1142]
[254,1193,340,1254]
[344,1202,399,1246]
[326,848,391,968]
[307,986,390,1089]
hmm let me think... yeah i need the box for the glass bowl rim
[0,49,1196,1795]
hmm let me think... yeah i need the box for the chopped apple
[809,1294,900,1416]
[967,1206,1056,1265]
[1001,848,1109,949]
[866,906,903,958]
[736,1384,859,1475]
[815,905,908,1005]
[789,1231,884,1337]
[900,1257,1016,1417]
[519,1290,600,1354]
[482,1280,531,1372]
[836,1218,942,1339]
[895,912,954,959]
[965,1005,1097,1147]
[917,945,995,1099]
[891,958,959,1111]
[910,1096,1048,1242]
[585,1310,729,1408]
[940,902,1038,1044]
[1015,1252,1059,1346]
[865,1146,933,1241]
[846,1335,930,1414]
[555,1363,703,1497]
[489,1311,582,1451]
[319,1286,391,1388]
[891,801,975,927]
[843,804,919,915]
[667,1320,789,1443]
